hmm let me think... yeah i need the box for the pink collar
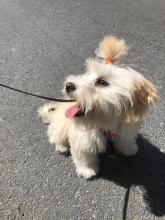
[104,130,118,141]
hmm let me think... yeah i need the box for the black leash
[0,83,74,102]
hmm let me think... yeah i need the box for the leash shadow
[98,135,165,217]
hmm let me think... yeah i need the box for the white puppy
[38,36,158,179]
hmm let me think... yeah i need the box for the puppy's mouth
[65,104,85,118]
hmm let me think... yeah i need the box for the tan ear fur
[124,78,158,123]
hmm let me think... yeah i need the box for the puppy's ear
[124,77,158,123]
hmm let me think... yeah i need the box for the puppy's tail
[97,36,128,63]
[38,102,59,124]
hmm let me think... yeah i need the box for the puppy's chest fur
[73,112,121,134]
[67,112,121,151]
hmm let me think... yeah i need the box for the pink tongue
[65,105,82,118]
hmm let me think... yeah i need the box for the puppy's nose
[65,82,76,93]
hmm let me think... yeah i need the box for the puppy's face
[63,59,158,122]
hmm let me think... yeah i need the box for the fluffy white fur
[38,36,158,179]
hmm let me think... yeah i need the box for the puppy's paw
[55,144,69,153]
[118,143,138,157]
[76,165,99,179]
[124,143,138,156]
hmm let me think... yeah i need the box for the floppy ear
[124,77,158,123]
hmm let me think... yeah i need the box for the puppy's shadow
[99,135,165,217]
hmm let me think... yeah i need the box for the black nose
[65,82,76,93]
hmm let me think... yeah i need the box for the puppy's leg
[71,148,99,179]
[69,130,106,179]
[55,144,69,153]
[114,122,139,156]
[48,123,69,153]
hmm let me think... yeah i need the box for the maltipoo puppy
[38,36,158,179]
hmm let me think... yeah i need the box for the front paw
[119,143,138,157]
[55,144,69,153]
[76,165,99,179]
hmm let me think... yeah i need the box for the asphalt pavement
[0,0,165,219]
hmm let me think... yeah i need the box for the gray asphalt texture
[0,0,165,219]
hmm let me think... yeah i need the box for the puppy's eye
[95,78,109,87]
